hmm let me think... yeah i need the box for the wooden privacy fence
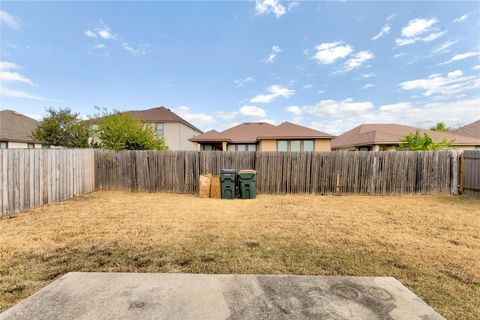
[462,150,480,198]
[95,150,461,196]
[0,149,95,216]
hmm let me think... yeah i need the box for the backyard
[0,191,479,320]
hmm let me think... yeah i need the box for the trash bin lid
[239,169,256,174]
[220,169,237,174]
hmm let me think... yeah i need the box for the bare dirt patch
[1,191,479,319]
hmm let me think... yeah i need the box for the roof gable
[126,107,202,133]
[332,123,480,149]
[258,121,333,139]
[453,119,480,139]
[0,110,40,143]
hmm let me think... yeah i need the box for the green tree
[397,130,453,151]
[33,107,90,148]
[95,112,168,150]
[430,122,452,132]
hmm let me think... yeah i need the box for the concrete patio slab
[0,272,444,320]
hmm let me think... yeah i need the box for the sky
[1,0,479,135]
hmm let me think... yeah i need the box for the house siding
[315,139,331,151]
[259,140,277,151]
[164,122,201,151]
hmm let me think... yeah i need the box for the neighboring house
[90,107,203,150]
[331,123,480,151]
[0,109,50,149]
[452,119,480,140]
[190,121,334,151]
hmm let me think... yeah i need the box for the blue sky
[1,1,479,134]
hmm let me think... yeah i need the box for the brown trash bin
[199,174,212,198]
[210,175,221,199]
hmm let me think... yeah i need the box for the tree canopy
[33,107,90,148]
[397,130,453,151]
[430,122,452,132]
[93,112,168,151]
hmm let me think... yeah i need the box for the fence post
[459,152,464,194]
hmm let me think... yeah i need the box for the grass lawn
[0,191,479,319]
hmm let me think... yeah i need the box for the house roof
[331,123,480,149]
[258,121,334,139]
[452,119,480,139]
[190,121,333,143]
[91,107,203,133]
[0,109,41,144]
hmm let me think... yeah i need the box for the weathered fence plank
[95,150,461,196]
[463,150,480,199]
[0,149,95,216]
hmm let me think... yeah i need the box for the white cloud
[0,61,21,70]
[440,51,480,65]
[372,24,391,40]
[399,70,479,97]
[303,84,313,89]
[0,71,36,86]
[174,106,215,126]
[453,13,470,23]
[396,18,445,46]
[0,10,21,30]
[362,73,376,79]
[0,87,57,101]
[396,30,446,46]
[432,40,457,54]
[96,22,117,40]
[312,42,353,64]
[303,98,374,116]
[447,70,462,78]
[84,21,117,40]
[250,85,294,103]
[122,43,151,56]
[255,0,286,18]
[473,65,480,71]
[401,18,438,38]
[264,45,281,64]
[285,105,302,116]
[302,97,480,135]
[341,50,374,73]
[363,83,375,89]
[84,30,97,38]
[234,76,254,87]
[239,105,266,117]
[93,44,107,49]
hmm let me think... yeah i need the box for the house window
[42,144,50,149]
[277,140,315,152]
[303,140,314,152]
[203,144,213,151]
[155,123,164,137]
[277,141,288,152]
[227,144,257,151]
[358,147,370,151]
[0,141,7,149]
[291,140,301,152]
[28,143,35,149]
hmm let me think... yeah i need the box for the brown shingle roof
[91,107,203,133]
[258,121,333,139]
[190,121,333,143]
[0,110,40,144]
[189,130,226,142]
[331,123,480,149]
[453,119,480,139]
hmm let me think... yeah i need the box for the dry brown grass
[0,191,479,319]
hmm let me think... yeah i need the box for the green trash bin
[238,170,257,199]
[220,169,237,199]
